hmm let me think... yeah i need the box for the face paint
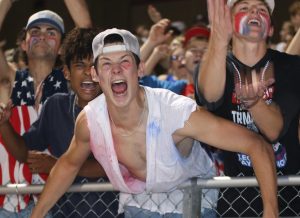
[28,35,57,52]
[120,61,132,71]
[99,59,133,74]
[259,13,271,39]
[235,12,250,36]
[28,36,40,51]
[234,11,271,40]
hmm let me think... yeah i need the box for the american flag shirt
[0,68,68,212]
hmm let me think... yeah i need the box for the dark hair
[60,27,100,69]
[94,33,140,71]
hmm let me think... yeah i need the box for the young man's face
[185,38,208,71]
[170,47,188,79]
[92,50,143,107]
[65,57,101,107]
[232,0,272,41]
[22,24,62,60]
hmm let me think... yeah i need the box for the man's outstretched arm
[30,111,92,218]
[175,107,278,218]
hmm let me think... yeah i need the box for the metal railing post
[182,178,202,218]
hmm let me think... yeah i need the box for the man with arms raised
[31,28,278,218]
[196,0,300,216]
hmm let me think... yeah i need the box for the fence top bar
[0,176,300,194]
[178,175,300,189]
[0,182,115,194]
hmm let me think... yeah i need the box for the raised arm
[0,0,17,90]
[30,111,93,218]
[140,18,172,62]
[144,44,169,76]
[147,4,162,24]
[198,0,232,102]
[175,107,278,218]
[247,98,283,142]
[64,0,92,28]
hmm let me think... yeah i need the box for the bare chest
[111,127,147,180]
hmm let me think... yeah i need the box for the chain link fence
[1,174,300,217]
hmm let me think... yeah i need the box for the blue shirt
[139,75,186,94]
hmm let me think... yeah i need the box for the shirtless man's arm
[30,111,92,218]
[174,106,278,218]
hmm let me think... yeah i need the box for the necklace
[109,95,147,137]
[72,94,78,124]
[232,60,270,90]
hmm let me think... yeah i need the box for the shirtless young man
[31,28,278,218]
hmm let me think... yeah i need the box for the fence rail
[1,175,299,194]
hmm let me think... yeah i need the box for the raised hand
[147,4,162,23]
[234,63,275,109]
[207,0,232,46]
[147,18,173,46]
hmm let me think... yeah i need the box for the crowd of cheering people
[0,0,299,217]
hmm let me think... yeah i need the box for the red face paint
[234,12,249,35]
[120,61,132,71]
[234,11,271,40]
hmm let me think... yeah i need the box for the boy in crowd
[0,0,68,215]
[0,27,120,217]
[196,0,300,216]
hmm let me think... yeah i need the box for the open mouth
[248,19,261,27]
[111,79,127,95]
[80,81,97,91]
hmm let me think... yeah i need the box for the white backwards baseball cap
[92,28,140,62]
[26,10,65,34]
[227,0,275,13]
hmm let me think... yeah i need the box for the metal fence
[0,175,300,218]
